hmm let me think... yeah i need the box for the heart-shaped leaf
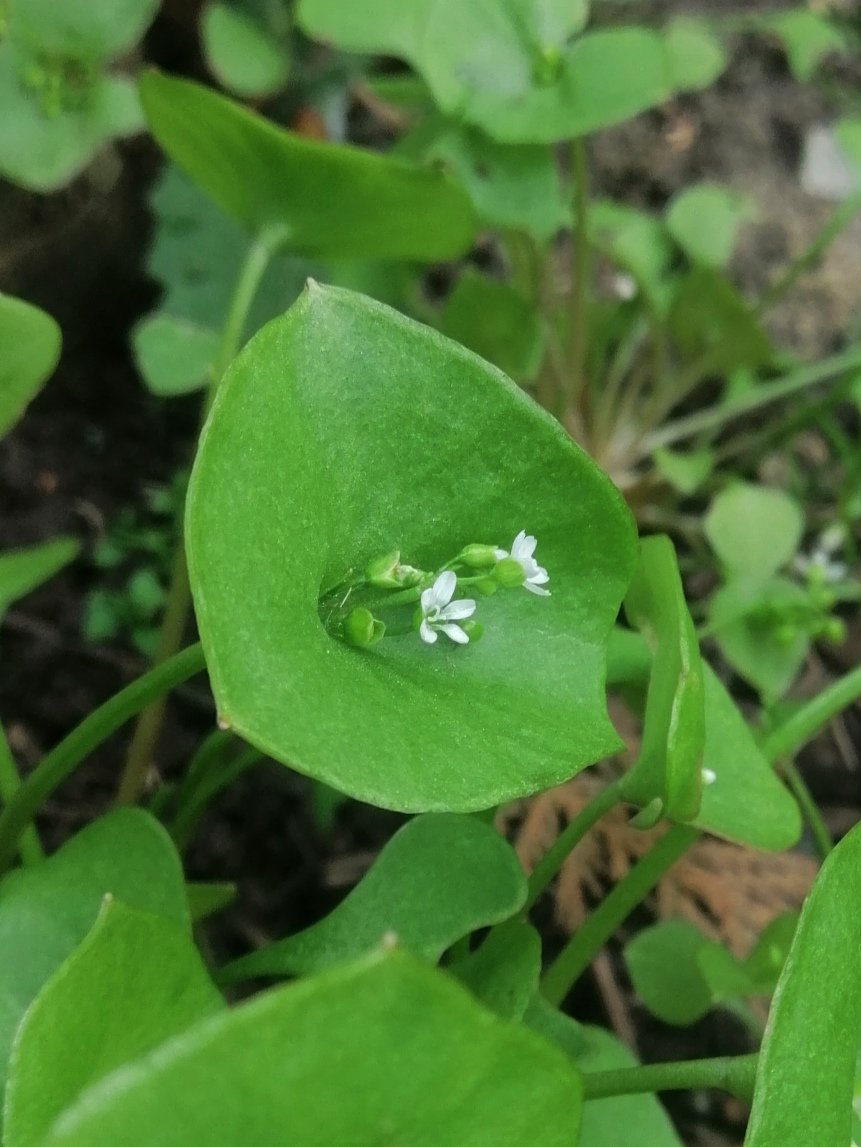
[41,950,583,1147]
[666,182,754,270]
[0,293,62,437]
[186,283,637,811]
[139,72,475,260]
[451,919,542,1019]
[220,813,527,982]
[745,820,861,1147]
[5,899,224,1147]
[705,484,803,581]
[0,810,187,1114]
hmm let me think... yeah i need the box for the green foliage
[705,484,804,580]
[0,810,187,1113]
[220,814,527,982]
[5,899,224,1147]
[0,1,157,190]
[41,950,583,1147]
[0,538,79,620]
[139,72,475,259]
[201,2,290,99]
[450,920,542,1019]
[746,821,861,1147]
[622,536,704,823]
[438,268,544,380]
[665,182,753,270]
[761,7,849,82]
[0,293,62,437]
[186,283,637,811]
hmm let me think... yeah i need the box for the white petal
[420,585,435,613]
[510,530,528,558]
[419,619,437,644]
[441,598,476,621]
[440,623,469,644]
[529,568,550,585]
[493,547,507,560]
[702,768,717,785]
[432,570,457,607]
[523,582,550,597]
[512,531,537,562]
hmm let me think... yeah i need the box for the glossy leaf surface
[0,810,187,1112]
[187,284,637,811]
[43,951,582,1147]
[140,72,475,259]
[745,820,861,1147]
[0,293,62,437]
[5,900,224,1147]
[221,814,527,982]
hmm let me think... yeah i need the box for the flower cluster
[321,531,551,650]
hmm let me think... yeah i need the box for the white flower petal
[529,568,550,585]
[511,531,537,562]
[441,598,476,621]
[419,619,437,644]
[440,623,469,644]
[432,570,457,607]
[420,585,436,612]
[523,582,550,597]
[493,547,507,560]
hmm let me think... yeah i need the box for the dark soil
[1,17,859,1147]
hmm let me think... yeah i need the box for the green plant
[2,4,861,1145]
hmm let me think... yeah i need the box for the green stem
[0,724,42,865]
[780,758,832,860]
[642,346,861,455]
[0,644,206,872]
[525,778,624,910]
[540,824,699,1006]
[568,137,590,413]
[582,1052,759,1103]
[763,663,861,764]
[117,229,281,805]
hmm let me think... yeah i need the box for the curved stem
[0,724,42,865]
[540,824,698,1006]
[763,663,861,764]
[0,644,206,872]
[568,137,590,415]
[117,230,281,805]
[780,758,833,860]
[525,778,624,910]
[582,1052,758,1103]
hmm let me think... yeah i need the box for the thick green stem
[540,824,698,1006]
[763,663,861,764]
[568,138,590,414]
[780,758,832,860]
[0,724,42,865]
[582,1052,758,1103]
[117,230,281,805]
[525,779,624,910]
[0,644,206,872]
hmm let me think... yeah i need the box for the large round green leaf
[186,284,636,811]
[42,950,582,1147]
[139,72,475,260]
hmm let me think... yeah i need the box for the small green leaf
[297,0,428,58]
[42,950,583,1147]
[670,269,772,376]
[450,920,541,1019]
[220,814,527,982]
[132,313,219,397]
[186,882,237,922]
[525,997,683,1146]
[622,536,705,822]
[589,200,674,311]
[625,920,713,1025]
[139,72,475,260]
[439,268,544,380]
[187,284,637,811]
[666,182,754,270]
[0,293,62,437]
[693,663,801,850]
[0,538,79,619]
[745,820,861,1147]
[763,8,848,82]
[652,447,713,495]
[698,913,797,1003]
[0,810,187,1113]
[5,899,224,1147]
[705,484,804,581]
[202,2,290,98]
[12,0,159,62]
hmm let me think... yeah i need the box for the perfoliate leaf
[187,283,637,811]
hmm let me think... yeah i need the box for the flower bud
[820,617,846,644]
[774,622,797,647]
[460,544,500,569]
[343,607,385,648]
[460,619,484,643]
[474,578,497,597]
[366,550,422,590]
[493,557,526,588]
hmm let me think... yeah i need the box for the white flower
[702,768,716,786]
[793,548,847,585]
[495,530,550,596]
[419,571,476,645]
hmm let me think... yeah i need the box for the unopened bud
[366,550,422,590]
[493,557,525,588]
[460,619,484,643]
[460,544,500,569]
[474,578,497,597]
[820,617,846,644]
[344,607,385,648]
